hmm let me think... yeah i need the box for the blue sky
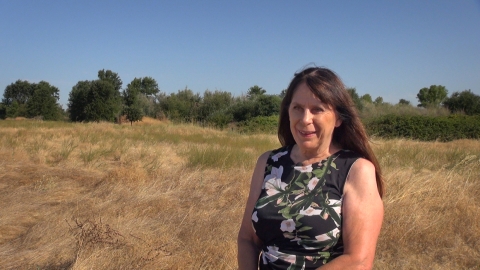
[1,1,479,108]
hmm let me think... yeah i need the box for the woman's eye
[312,107,323,113]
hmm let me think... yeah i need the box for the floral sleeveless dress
[252,145,361,270]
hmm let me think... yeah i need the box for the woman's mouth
[299,130,316,137]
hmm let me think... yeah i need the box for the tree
[83,80,121,122]
[2,80,35,118]
[122,80,144,125]
[247,85,266,99]
[68,81,91,122]
[346,88,363,111]
[398,99,411,106]
[373,96,384,106]
[416,85,448,107]
[443,90,480,115]
[26,81,62,120]
[360,94,372,104]
[2,80,34,105]
[253,94,282,117]
[68,73,122,123]
[159,87,201,122]
[124,77,160,118]
[198,90,233,123]
[98,69,122,92]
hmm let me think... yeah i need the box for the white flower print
[280,219,295,232]
[265,177,288,196]
[262,246,298,266]
[263,165,284,189]
[307,177,320,190]
[315,227,340,242]
[263,245,280,263]
[299,206,322,216]
[271,150,288,162]
[294,164,313,173]
[252,211,258,222]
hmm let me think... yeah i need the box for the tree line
[1,69,480,128]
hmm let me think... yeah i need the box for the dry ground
[0,118,479,269]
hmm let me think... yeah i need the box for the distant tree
[360,94,373,104]
[346,88,363,111]
[416,85,448,107]
[398,99,411,106]
[159,87,201,122]
[125,77,160,118]
[68,76,122,122]
[229,97,256,122]
[0,103,5,119]
[83,80,122,122]
[2,80,34,105]
[253,94,282,117]
[26,81,62,120]
[2,80,35,118]
[247,85,266,99]
[122,81,144,125]
[443,90,480,115]
[373,96,384,106]
[98,69,122,92]
[279,89,287,99]
[198,90,233,122]
[68,81,91,122]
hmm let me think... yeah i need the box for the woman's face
[288,82,341,155]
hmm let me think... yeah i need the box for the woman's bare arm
[237,151,270,270]
[318,158,384,270]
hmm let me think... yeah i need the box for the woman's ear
[335,118,342,128]
[335,111,342,127]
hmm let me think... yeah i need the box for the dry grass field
[0,118,479,269]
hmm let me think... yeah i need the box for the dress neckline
[287,144,344,166]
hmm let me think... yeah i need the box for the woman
[238,67,384,270]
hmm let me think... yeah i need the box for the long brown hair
[278,67,385,197]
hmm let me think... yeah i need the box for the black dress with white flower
[252,145,361,270]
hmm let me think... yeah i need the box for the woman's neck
[290,144,341,166]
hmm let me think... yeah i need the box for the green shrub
[366,114,480,141]
[237,115,279,134]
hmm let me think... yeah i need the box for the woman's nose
[301,110,313,124]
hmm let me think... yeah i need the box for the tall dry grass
[0,118,479,269]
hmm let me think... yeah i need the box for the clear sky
[1,0,479,108]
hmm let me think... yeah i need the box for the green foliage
[237,115,279,134]
[443,90,480,115]
[416,85,448,108]
[124,106,143,125]
[347,88,363,111]
[229,98,256,122]
[2,80,62,119]
[253,94,282,117]
[247,85,266,99]
[373,96,384,106]
[398,99,411,106]
[159,87,201,122]
[97,69,122,92]
[126,77,160,97]
[68,77,122,122]
[366,114,480,141]
[360,94,372,104]
[2,80,34,106]
[0,103,5,119]
[359,101,450,121]
[26,81,62,120]
[197,90,233,122]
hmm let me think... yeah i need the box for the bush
[366,114,480,141]
[237,115,279,134]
